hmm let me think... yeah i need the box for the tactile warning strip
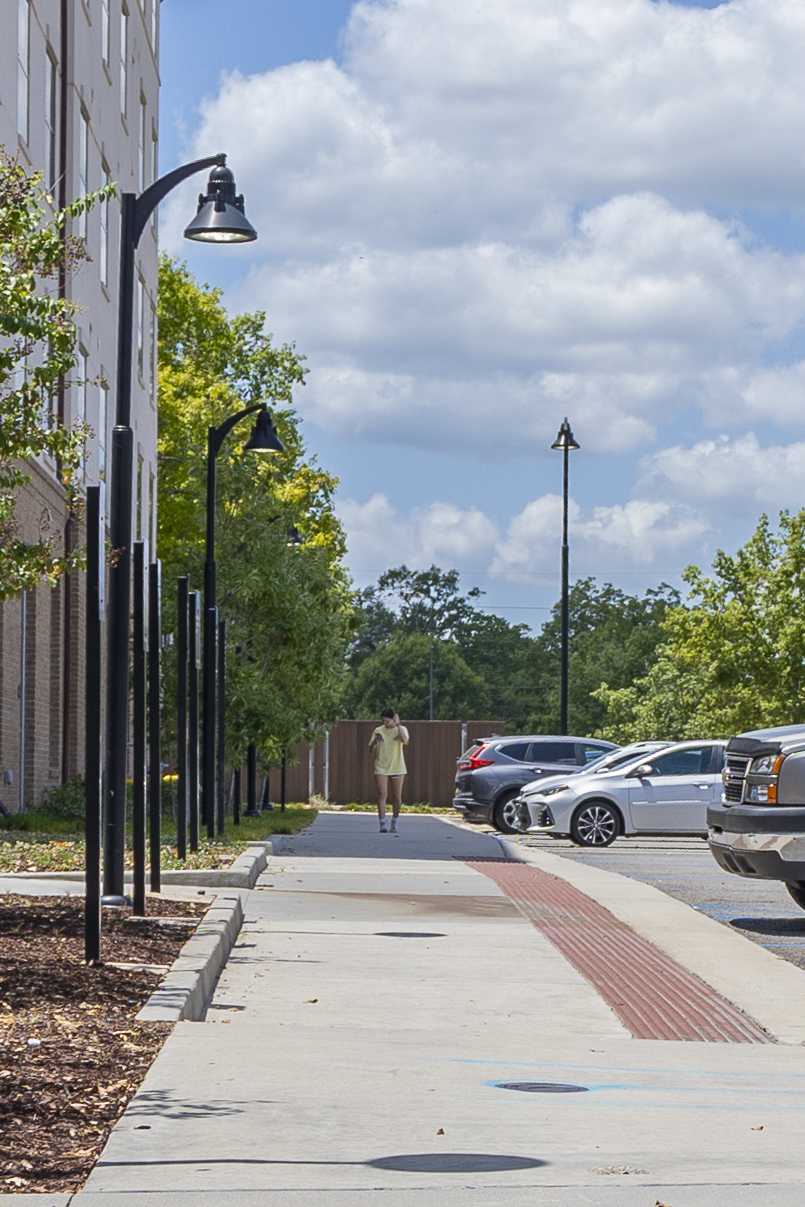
[467,859,771,1044]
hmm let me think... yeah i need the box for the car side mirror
[630,763,655,778]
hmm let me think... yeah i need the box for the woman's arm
[393,715,409,745]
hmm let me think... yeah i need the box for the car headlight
[750,754,782,775]
[541,784,570,797]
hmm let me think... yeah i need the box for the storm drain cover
[495,1081,589,1094]
[375,931,446,939]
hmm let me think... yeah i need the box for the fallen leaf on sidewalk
[751,1125,765,1131]
[306,998,318,1004]
[436,1128,445,1135]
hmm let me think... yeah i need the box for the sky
[159,0,805,629]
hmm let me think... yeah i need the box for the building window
[136,453,144,541]
[99,163,110,286]
[149,297,156,401]
[101,0,110,66]
[44,51,58,192]
[120,6,128,116]
[98,379,108,478]
[149,467,155,550]
[138,94,147,191]
[78,109,89,239]
[136,276,144,380]
[17,0,30,143]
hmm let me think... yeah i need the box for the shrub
[40,777,86,819]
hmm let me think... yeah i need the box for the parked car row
[453,733,728,846]
[453,721,805,909]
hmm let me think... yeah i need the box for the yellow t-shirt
[371,724,408,776]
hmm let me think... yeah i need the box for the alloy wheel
[574,804,617,846]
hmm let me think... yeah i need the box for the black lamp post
[551,417,580,736]
[103,156,257,903]
[203,405,284,839]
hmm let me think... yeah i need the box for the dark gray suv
[453,735,618,833]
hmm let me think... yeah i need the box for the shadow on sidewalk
[270,811,509,863]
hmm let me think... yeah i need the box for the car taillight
[459,745,494,771]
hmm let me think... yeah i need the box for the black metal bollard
[246,743,258,817]
[84,485,104,964]
[176,577,189,860]
[148,561,162,892]
[132,542,147,916]
[216,616,226,836]
[233,763,241,825]
[189,592,201,849]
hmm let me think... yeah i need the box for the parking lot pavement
[508,833,805,972]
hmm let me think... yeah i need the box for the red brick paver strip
[468,859,771,1044]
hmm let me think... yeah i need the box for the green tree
[350,633,488,720]
[0,149,109,597]
[157,257,353,764]
[524,578,680,736]
[595,513,805,740]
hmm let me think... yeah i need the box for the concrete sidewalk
[74,812,805,1205]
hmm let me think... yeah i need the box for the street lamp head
[184,164,258,244]
[243,408,284,454]
[286,525,303,547]
[551,417,580,452]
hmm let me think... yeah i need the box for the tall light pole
[551,418,580,736]
[103,158,257,902]
[203,405,284,840]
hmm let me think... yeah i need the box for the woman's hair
[381,708,395,719]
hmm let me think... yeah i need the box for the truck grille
[723,755,750,803]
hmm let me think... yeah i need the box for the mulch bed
[0,893,206,1194]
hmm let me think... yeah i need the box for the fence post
[148,561,162,892]
[84,485,103,964]
[176,577,189,860]
[188,592,201,849]
[132,542,147,916]
[281,750,287,812]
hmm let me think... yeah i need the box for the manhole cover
[495,1081,589,1094]
[375,931,446,939]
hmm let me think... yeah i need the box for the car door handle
[697,784,710,790]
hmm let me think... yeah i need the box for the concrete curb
[2,841,272,891]
[136,891,244,1023]
[498,835,805,1046]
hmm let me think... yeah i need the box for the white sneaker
[390,818,398,834]
[379,821,388,833]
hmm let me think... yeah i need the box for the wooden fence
[280,720,505,807]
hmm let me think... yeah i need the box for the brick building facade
[0,0,160,810]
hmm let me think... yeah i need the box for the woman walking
[369,710,410,834]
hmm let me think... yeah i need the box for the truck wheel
[493,792,521,834]
[785,882,805,911]
[570,801,620,847]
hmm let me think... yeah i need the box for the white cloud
[339,494,498,578]
[163,0,805,598]
[491,494,709,581]
[642,433,805,510]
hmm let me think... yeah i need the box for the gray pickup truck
[707,723,805,910]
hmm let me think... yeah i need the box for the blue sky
[159,0,805,628]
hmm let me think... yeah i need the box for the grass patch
[0,805,317,874]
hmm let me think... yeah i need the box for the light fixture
[243,409,284,454]
[551,417,580,452]
[184,164,257,244]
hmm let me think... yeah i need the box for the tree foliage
[0,149,110,598]
[157,257,352,763]
[596,513,805,740]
